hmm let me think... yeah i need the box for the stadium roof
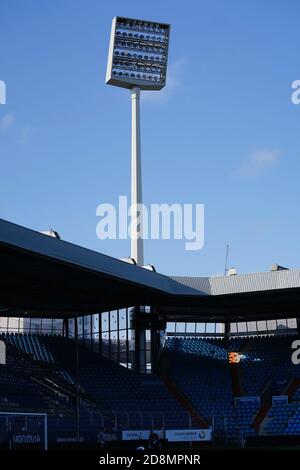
[1,218,300,321]
[171,271,300,296]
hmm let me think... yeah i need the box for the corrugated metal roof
[0,218,174,295]
[169,276,211,295]
[170,270,300,296]
[2,217,300,300]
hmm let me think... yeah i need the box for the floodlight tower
[106,16,170,265]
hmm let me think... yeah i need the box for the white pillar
[131,87,144,265]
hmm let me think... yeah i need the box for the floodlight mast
[131,86,144,265]
[106,16,170,265]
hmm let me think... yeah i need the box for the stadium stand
[0,334,101,441]
[162,335,300,439]
[0,333,191,442]
[162,338,256,439]
[1,330,300,444]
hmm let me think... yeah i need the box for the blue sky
[1,0,300,276]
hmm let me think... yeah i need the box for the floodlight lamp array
[106,17,170,90]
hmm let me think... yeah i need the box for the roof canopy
[1,218,300,321]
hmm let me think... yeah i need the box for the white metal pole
[44,413,48,450]
[131,87,144,266]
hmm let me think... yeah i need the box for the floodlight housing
[106,16,170,90]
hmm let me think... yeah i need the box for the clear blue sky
[1,0,300,276]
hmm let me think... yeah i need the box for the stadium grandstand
[1,217,300,450]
